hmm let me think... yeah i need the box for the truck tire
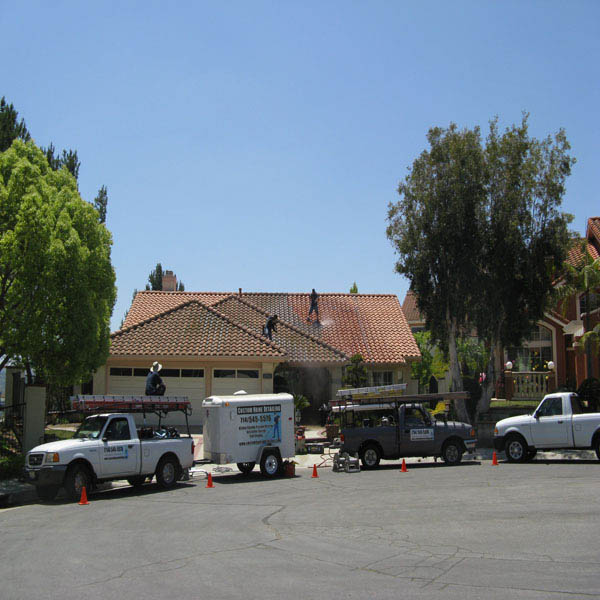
[237,462,255,475]
[156,456,181,489]
[441,440,463,465]
[127,476,147,488]
[359,444,381,469]
[505,434,528,463]
[593,436,600,461]
[260,451,281,477]
[36,485,60,502]
[64,463,92,502]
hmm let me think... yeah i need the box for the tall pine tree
[0,96,31,151]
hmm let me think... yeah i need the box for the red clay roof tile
[117,291,419,365]
[111,300,286,358]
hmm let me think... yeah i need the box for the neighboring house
[91,285,421,425]
[402,216,600,400]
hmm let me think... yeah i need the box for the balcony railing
[510,371,555,400]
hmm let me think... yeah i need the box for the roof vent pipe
[239,288,242,296]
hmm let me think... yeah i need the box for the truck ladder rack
[330,390,469,410]
[69,395,193,435]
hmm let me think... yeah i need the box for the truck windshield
[74,416,108,439]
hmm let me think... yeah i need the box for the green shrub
[0,454,25,480]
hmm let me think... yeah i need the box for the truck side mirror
[102,437,108,443]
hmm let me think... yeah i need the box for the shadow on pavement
[500,458,600,465]
[373,461,482,471]
[36,481,197,506]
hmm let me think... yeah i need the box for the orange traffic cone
[492,451,498,466]
[312,464,319,478]
[401,459,408,473]
[206,472,214,488]
[78,486,89,505]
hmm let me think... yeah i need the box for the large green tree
[0,140,116,385]
[473,117,573,417]
[388,116,573,422]
[387,124,486,421]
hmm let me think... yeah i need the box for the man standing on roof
[307,288,320,323]
[263,315,278,341]
[145,361,166,396]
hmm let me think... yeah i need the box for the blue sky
[2,1,598,331]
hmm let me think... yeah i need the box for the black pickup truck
[332,390,477,468]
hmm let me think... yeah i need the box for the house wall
[92,358,282,427]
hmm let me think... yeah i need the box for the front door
[100,417,139,476]
[530,396,570,447]
[399,405,436,456]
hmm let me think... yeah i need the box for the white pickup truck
[493,392,600,462]
[25,412,194,501]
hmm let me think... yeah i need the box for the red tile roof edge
[213,294,350,360]
[111,298,287,357]
[241,292,400,298]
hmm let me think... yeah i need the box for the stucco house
[92,286,421,425]
[402,216,600,400]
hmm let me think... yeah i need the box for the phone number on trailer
[240,415,272,424]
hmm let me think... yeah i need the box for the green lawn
[490,399,539,409]
[44,428,75,441]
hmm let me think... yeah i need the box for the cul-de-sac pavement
[2,457,600,600]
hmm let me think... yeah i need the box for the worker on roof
[307,288,320,323]
[263,315,278,341]
[145,361,166,396]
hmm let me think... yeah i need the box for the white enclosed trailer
[202,392,294,476]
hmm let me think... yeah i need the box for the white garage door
[212,368,261,396]
[108,367,206,426]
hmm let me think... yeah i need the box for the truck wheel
[127,476,147,488]
[65,463,91,502]
[505,434,527,463]
[360,444,381,469]
[36,485,60,502]
[156,456,181,489]
[593,437,600,461]
[442,440,463,465]
[260,452,281,477]
[237,462,255,475]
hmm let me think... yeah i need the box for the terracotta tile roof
[401,290,423,323]
[118,290,419,365]
[587,217,600,250]
[123,292,230,328]
[111,300,286,358]
[233,292,420,364]
[213,295,348,364]
[566,238,600,268]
